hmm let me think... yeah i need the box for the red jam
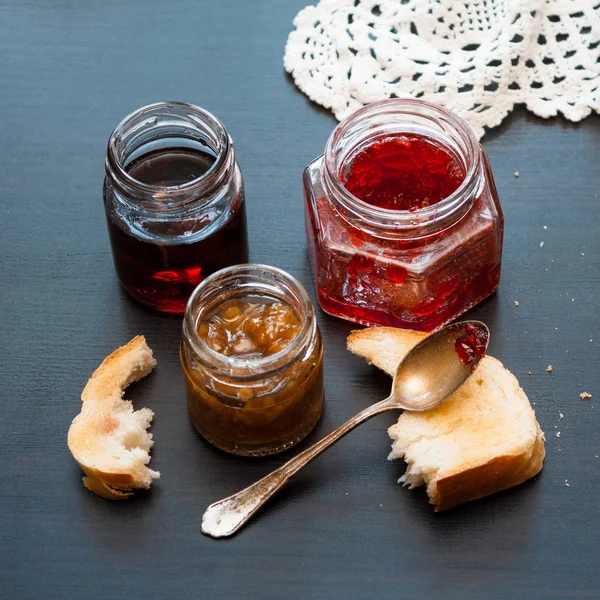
[342,135,465,211]
[303,101,504,332]
[455,325,488,368]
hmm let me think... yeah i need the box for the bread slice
[68,336,160,500]
[348,327,545,511]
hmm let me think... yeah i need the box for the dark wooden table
[1,2,598,598]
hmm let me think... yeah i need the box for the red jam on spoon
[454,324,488,369]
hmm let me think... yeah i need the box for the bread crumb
[565,480,570,487]
[540,241,544,248]
[580,392,592,400]
[514,300,519,307]
[514,171,519,178]
[546,365,553,372]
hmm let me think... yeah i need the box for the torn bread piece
[68,336,160,500]
[348,327,545,511]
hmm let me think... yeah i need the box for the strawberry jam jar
[303,99,503,332]
[104,102,248,313]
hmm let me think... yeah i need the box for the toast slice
[348,327,545,511]
[68,336,160,500]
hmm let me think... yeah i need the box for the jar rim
[322,99,482,236]
[182,264,317,378]
[105,101,231,207]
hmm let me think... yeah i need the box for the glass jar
[104,102,249,313]
[181,264,324,456]
[303,99,503,332]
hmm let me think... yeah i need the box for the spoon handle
[201,397,395,538]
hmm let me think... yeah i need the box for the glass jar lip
[323,98,481,229]
[183,264,317,376]
[106,101,230,198]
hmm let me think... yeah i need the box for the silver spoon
[201,320,489,538]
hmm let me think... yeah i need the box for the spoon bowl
[391,321,489,411]
[201,320,489,538]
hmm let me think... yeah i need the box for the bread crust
[348,326,545,511]
[68,336,159,500]
[80,335,156,406]
[431,429,545,511]
[82,473,134,500]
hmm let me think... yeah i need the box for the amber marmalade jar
[104,102,248,313]
[181,265,324,456]
[303,99,503,332]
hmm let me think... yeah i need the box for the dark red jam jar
[303,99,503,332]
[104,102,249,313]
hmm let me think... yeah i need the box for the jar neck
[105,102,235,214]
[182,265,318,381]
[322,99,483,240]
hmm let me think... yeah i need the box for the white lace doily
[284,0,600,138]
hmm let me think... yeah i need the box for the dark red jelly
[105,147,249,313]
[342,135,465,211]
